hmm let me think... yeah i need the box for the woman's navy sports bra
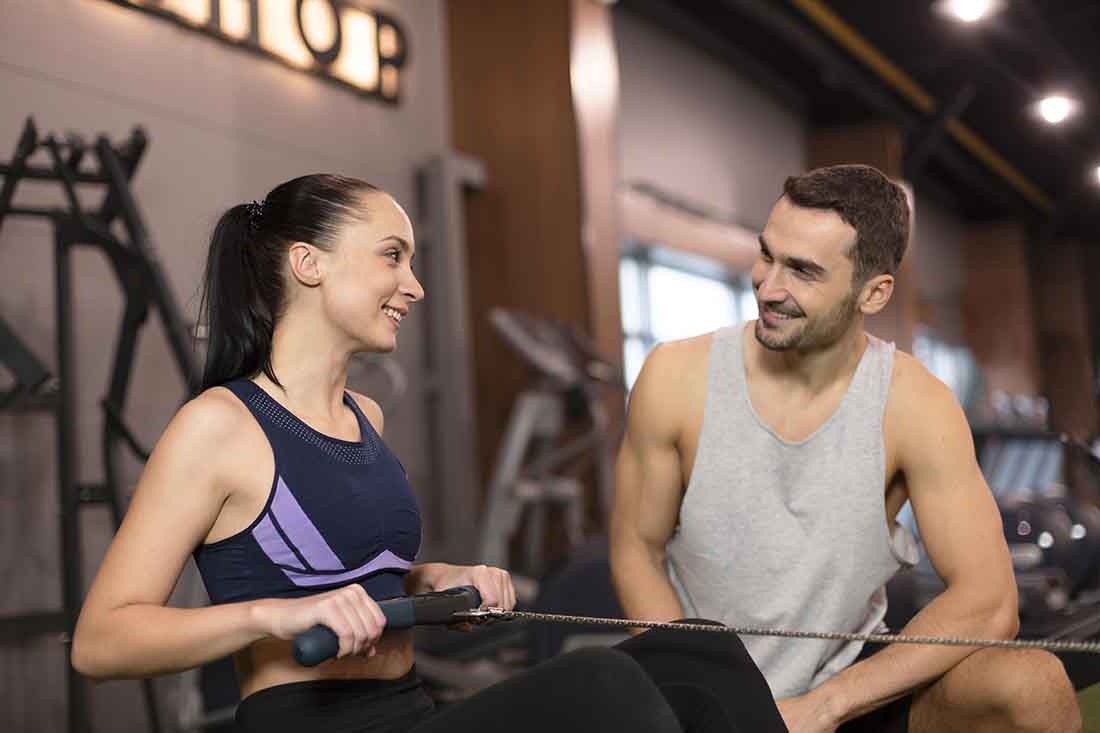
[194,380,421,604]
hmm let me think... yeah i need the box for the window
[912,327,982,412]
[620,245,756,388]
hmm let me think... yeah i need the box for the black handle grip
[292,586,482,667]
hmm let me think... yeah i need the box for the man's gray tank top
[666,325,918,699]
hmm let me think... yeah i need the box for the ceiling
[619,0,1100,242]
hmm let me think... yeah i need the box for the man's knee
[972,650,1080,732]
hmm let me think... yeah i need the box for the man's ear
[859,273,894,316]
[288,242,324,287]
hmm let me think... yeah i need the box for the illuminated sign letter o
[297,0,342,66]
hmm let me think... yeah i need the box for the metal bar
[45,136,101,239]
[103,260,152,424]
[0,164,109,184]
[0,316,52,392]
[77,484,113,504]
[95,137,198,393]
[98,128,146,223]
[55,223,91,733]
[0,389,59,412]
[5,206,67,218]
[0,118,39,236]
[64,134,88,173]
[103,399,151,463]
[0,611,68,642]
[905,81,977,181]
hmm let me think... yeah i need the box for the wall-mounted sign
[102,0,408,103]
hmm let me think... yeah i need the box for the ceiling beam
[706,0,1042,217]
[905,81,977,183]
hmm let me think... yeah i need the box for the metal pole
[55,221,90,733]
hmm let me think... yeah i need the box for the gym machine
[0,117,199,733]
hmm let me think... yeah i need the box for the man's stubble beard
[755,288,860,353]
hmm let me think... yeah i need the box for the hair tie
[246,200,265,231]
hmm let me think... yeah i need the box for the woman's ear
[287,242,324,287]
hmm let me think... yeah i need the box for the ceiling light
[1094,165,1100,185]
[937,0,1000,23]
[1036,94,1079,125]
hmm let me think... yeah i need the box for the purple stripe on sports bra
[252,515,306,571]
[269,476,346,572]
[280,549,412,587]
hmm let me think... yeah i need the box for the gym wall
[615,8,806,233]
[0,1,454,730]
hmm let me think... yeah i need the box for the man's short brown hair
[782,164,910,286]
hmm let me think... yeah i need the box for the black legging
[615,619,787,733]
[235,623,786,733]
[413,646,681,732]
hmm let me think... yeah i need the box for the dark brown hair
[782,164,910,286]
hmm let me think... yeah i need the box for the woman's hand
[254,584,386,659]
[426,563,517,611]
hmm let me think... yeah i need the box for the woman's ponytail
[198,203,278,391]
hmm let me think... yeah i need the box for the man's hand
[776,689,844,733]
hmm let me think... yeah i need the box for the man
[610,164,1081,733]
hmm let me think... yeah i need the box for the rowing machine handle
[292,585,482,667]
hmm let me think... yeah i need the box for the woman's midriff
[235,629,415,699]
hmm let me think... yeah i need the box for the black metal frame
[0,315,53,407]
[0,117,199,733]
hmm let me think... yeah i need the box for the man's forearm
[611,539,686,626]
[810,585,1018,723]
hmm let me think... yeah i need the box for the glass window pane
[647,265,737,342]
[623,336,648,390]
[619,258,644,334]
[913,329,981,410]
[738,286,758,322]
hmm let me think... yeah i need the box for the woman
[72,174,785,733]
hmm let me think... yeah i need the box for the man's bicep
[615,425,683,549]
[900,378,1012,591]
[612,350,685,551]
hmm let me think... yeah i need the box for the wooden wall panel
[963,220,1041,396]
[1032,238,1097,437]
[447,0,592,495]
[1084,242,1100,433]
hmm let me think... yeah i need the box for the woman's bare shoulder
[346,390,384,435]
[152,386,258,462]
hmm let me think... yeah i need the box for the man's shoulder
[629,330,720,435]
[886,348,967,436]
[888,350,954,401]
[646,330,719,373]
